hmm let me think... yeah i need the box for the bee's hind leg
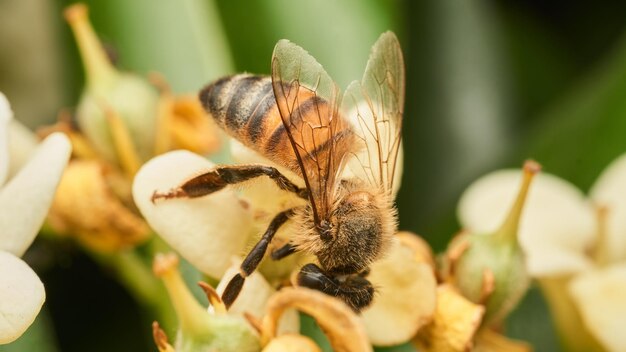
[221,207,298,308]
[151,165,308,203]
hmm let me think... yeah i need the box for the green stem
[493,160,540,243]
[91,248,176,331]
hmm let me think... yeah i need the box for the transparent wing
[271,39,354,225]
[341,32,405,197]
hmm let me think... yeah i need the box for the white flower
[132,150,255,279]
[458,156,626,352]
[0,92,71,344]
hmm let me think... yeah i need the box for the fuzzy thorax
[292,179,397,274]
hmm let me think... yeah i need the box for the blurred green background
[1,0,626,351]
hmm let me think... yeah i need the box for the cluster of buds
[40,3,221,252]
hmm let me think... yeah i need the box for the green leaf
[84,0,234,92]
[398,0,513,250]
[218,0,397,88]
[522,33,626,191]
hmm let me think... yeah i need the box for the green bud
[448,160,540,327]
[64,4,158,166]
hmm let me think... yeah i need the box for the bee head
[315,189,395,275]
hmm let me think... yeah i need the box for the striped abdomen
[199,74,355,180]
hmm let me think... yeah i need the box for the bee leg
[297,263,374,311]
[271,243,298,260]
[151,165,308,203]
[222,208,297,308]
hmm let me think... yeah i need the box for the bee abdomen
[199,74,280,148]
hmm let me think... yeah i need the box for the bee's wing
[341,32,405,197]
[271,40,355,225]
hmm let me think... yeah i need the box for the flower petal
[458,170,594,276]
[48,160,150,252]
[589,153,626,263]
[263,334,321,352]
[216,261,299,335]
[0,251,45,344]
[473,329,531,352]
[413,284,484,352]
[361,237,436,346]
[230,139,305,215]
[133,150,254,278]
[7,119,39,181]
[0,132,71,256]
[0,92,12,187]
[569,264,626,352]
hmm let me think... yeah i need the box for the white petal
[0,132,71,256]
[525,245,593,277]
[216,261,299,334]
[361,238,436,346]
[0,251,45,344]
[569,264,626,352]
[590,153,626,263]
[7,119,39,180]
[230,139,305,215]
[132,150,254,278]
[0,92,12,187]
[458,170,595,276]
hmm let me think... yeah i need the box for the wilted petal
[260,287,372,352]
[361,237,436,346]
[473,329,531,352]
[458,170,595,276]
[262,335,321,352]
[133,150,254,278]
[216,261,299,335]
[589,153,626,263]
[569,264,626,352]
[49,160,150,252]
[0,132,71,256]
[414,284,484,352]
[0,251,45,344]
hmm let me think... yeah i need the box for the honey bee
[152,32,404,311]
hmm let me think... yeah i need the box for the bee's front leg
[151,164,308,203]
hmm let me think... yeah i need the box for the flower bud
[64,4,158,169]
[152,253,261,352]
[446,160,539,326]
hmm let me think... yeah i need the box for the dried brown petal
[153,78,220,156]
[262,334,321,352]
[152,321,175,352]
[37,116,99,160]
[414,284,484,352]
[48,160,150,251]
[361,238,437,346]
[260,287,372,352]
